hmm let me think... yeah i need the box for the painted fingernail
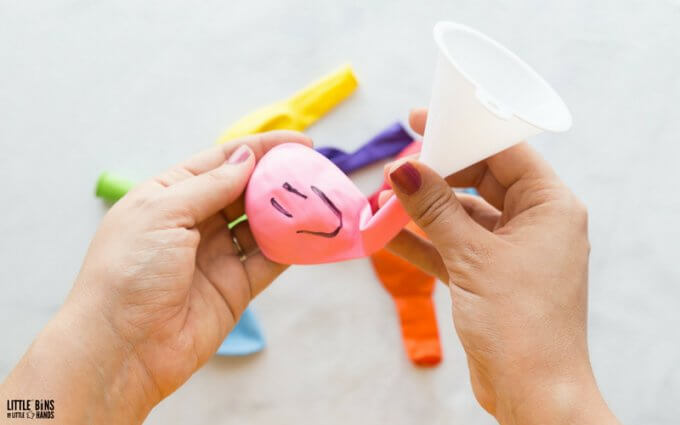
[389,162,421,195]
[228,145,251,164]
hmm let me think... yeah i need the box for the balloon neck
[360,195,410,255]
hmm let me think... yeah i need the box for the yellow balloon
[216,64,358,144]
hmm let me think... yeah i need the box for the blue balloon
[216,307,266,356]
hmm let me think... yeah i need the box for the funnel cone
[420,22,572,177]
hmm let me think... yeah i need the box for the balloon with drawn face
[245,143,409,264]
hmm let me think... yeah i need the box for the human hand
[0,131,311,424]
[384,109,619,425]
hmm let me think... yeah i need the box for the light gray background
[1,1,679,424]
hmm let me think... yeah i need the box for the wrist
[2,298,160,424]
[495,370,618,425]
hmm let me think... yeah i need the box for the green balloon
[95,172,136,203]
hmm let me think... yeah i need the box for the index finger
[408,109,558,209]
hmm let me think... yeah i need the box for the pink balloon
[245,143,410,264]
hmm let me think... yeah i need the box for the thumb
[161,144,255,226]
[387,159,490,253]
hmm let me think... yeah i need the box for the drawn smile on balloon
[269,182,343,238]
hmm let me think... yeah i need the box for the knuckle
[551,192,590,253]
[141,192,168,213]
[573,199,589,224]
[168,227,200,248]
[572,199,590,253]
[142,193,195,225]
[458,240,494,270]
[126,190,159,213]
[442,239,495,284]
[207,167,228,182]
[561,193,589,230]
[416,189,457,229]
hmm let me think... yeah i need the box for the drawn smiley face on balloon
[245,143,410,264]
[269,182,343,238]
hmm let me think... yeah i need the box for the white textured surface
[1,1,679,424]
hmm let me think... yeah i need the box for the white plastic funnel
[420,22,572,177]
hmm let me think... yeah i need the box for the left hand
[0,131,312,424]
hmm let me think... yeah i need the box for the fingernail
[389,162,421,195]
[228,145,251,164]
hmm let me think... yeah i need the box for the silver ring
[232,235,247,262]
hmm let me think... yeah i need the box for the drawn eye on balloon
[269,182,343,238]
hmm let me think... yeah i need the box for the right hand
[384,109,619,425]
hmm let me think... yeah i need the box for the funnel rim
[433,21,572,133]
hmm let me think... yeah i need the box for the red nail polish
[389,162,421,195]
[228,145,251,164]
